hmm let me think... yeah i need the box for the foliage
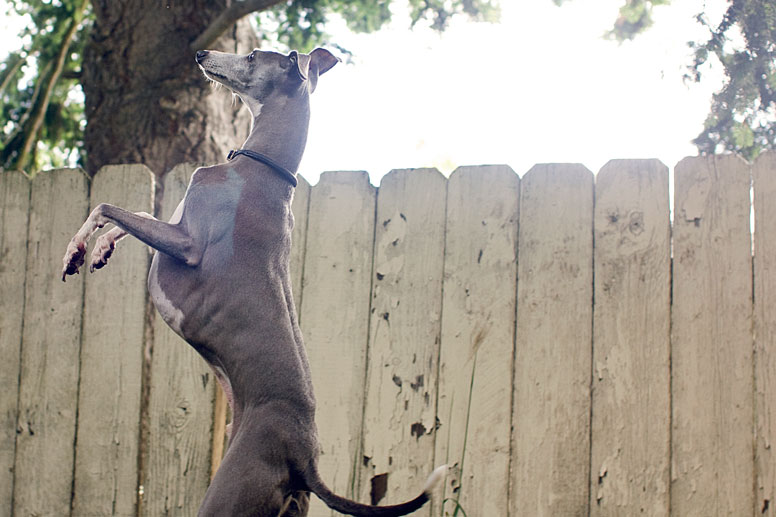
[688,0,776,160]
[3,0,772,169]
[0,0,498,172]
[551,0,774,160]
[601,0,774,161]
[0,0,88,171]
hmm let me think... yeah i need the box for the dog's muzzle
[195,50,209,64]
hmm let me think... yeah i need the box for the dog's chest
[148,166,248,337]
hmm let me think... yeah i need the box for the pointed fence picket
[14,169,89,516]
[360,168,447,510]
[73,164,153,515]
[754,152,776,516]
[1,154,775,516]
[0,171,31,517]
[299,171,376,516]
[590,159,671,516]
[511,163,594,516]
[671,155,754,515]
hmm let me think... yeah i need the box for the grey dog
[62,47,445,516]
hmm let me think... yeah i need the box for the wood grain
[72,164,154,515]
[754,151,776,516]
[359,168,447,510]
[511,163,594,517]
[590,159,671,516]
[671,154,753,515]
[0,171,30,517]
[290,174,311,315]
[300,171,376,516]
[435,165,519,516]
[13,169,89,516]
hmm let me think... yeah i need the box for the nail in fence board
[590,160,671,515]
[434,165,519,516]
[72,165,154,515]
[360,168,447,508]
[13,169,89,515]
[671,155,754,514]
[754,151,776,516]
[300,171,376,516]
[511,163,594,516]
[0,171,30,517]
[142,163,214,516]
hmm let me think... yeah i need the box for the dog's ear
[293,48,339,93]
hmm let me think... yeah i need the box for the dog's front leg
[62,203,201,280]
[88,211,158,272]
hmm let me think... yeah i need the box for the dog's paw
[89,233,116,273]
[61,239,87,281]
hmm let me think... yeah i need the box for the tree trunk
[82,1,258,176]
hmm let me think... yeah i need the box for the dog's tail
[303,464,447,517]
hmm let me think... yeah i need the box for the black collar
[226,149,298,188]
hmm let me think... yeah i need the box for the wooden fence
[1,153,775,516]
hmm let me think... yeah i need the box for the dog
[61,47,445,516]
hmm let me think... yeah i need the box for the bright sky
[1,1,729,185]
[301,0,728,185]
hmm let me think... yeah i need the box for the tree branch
[191,0,287,51]
[0,52,26,96]
[12,0,89,171]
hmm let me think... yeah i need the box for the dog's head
[195,48,338,115]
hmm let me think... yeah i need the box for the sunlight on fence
[1,153,775,516]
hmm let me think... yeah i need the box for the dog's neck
[239,93,311,177]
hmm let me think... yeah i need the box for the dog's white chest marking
[169,199,184,225]
[147,199,186,334]
[148,264,185,334]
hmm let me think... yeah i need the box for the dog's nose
[195,50,208,63]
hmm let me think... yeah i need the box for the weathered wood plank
[359,168,447,510]
[0,171,30,517]
[434,165,519,516]
[142,163,214,516]
[300,171,376,516]
[590,159,671,516]
[511,163,594,516]
[72,164,154,515]
[671,154,753,514]
[290,174,311,315]
[14,169,89,516]
[754,150,776,516]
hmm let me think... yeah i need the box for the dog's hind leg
[278,491,309,517]
[199,425,295,517]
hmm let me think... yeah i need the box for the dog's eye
[248,51,256,62]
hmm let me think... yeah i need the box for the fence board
[300,171,376,516]
[435,165,519,516]
[142,163,214,516]
[590,160,671,516]
[72,164,154,515]
[755,150,776,516]
[360,168,447,510]
[13,169,89,516]
[511,163,594,516]
[671,154,754,514]
[290,174,311,313]
[0,171,30,517]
